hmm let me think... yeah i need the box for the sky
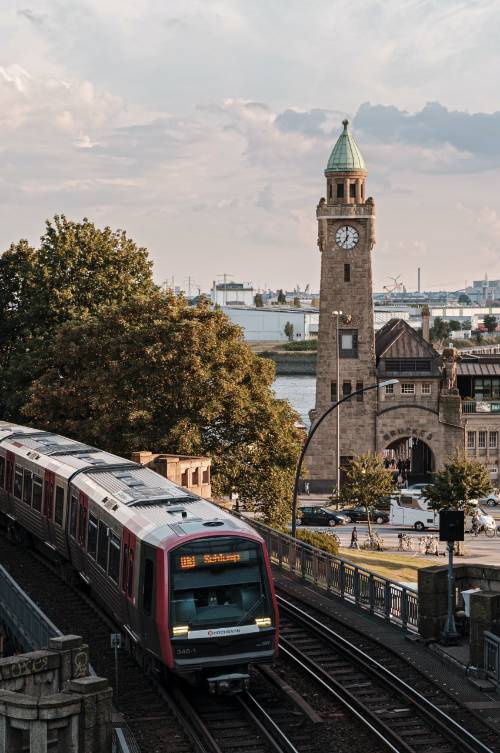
[1,0,500,294]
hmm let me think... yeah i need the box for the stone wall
[0,635,112,753]
[132,451,212,498]
[418,564,500,668]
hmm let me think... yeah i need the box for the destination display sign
[177,550,251,570]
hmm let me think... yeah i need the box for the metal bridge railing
[240,516,419,632]
[0,564,62,650]
[484,631,500,686]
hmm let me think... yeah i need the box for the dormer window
[336,183,344,199]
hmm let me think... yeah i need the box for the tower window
[342,381,351,397]
[336,183,344,199]
[356,381,364,401]
[339,329,358,358]
[328,183,332,199]
[330,381,337,402]
[344,264,351,282]
[349,183,356,199]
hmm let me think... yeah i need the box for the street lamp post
[291,379,399,538]
[332,311,342,499]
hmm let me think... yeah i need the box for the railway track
[277,594,498,753]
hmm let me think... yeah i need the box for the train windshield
[169,537,272,631]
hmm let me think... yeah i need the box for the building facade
[309,121,500,490]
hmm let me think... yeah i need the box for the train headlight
[172,625,190,637]
[255,617,272,628]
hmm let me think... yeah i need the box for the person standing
[350,526,359,549]
[304,481,310,495]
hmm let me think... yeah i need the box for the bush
[282,339,318,351]
[295,528,339,555]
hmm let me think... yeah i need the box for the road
[295,500,500,564]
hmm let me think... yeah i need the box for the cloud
[355,102,500,171]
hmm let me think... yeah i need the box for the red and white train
[0,422,278,693]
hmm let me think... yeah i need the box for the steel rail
[236,692,301,753]
[278,595,495,753]
[279,642,405,753]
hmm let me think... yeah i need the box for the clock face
[336,225,359,250]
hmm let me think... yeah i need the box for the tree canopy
[23,292,301,526]
[340,453,395,534]
[424,452,492,513]
[430,316,450,343]
[0,215,155,418]
[483,314,497,333]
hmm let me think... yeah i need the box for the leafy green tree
[448,320,461,332]
[425,453,492,513]
[254,293,264,307]
[293,296,301,308]
[458,293,471,304]
[483,314,497,333]
[284,321,294,341]
[23,293,302,526]
[0,215,155,419]
[340,453,395,536]
[430,316,450,343]
[461,319,472,330]
[425,453,492,553]
[277,289,287,304]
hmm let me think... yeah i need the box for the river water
[273,376,316,426]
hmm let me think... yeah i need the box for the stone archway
[385,436,435,485]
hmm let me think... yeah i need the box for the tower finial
[342,118,349,131]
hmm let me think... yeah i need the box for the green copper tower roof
[325,119,366,173]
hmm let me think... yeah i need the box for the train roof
[0,422,260,545]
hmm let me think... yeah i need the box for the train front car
[166,530,278,694]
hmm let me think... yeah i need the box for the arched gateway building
[308,121,500,491]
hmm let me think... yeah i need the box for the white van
[389,495,494,532]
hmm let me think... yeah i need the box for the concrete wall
[0,635,112,753]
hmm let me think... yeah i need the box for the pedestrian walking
[350,526,359,549]
[304,481,310,495]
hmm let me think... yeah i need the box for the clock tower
[308,120,377,488]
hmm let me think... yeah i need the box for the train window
[143,558,155,615]
[0,457,4,488]
[54,486,64,526]
[108,533,121,583]
[14,467,23,500]
[78,504,87,546]
[169,537,272,632]
[32,475,43,512]
[97,521,108,570]
[87,514,98,558]
[69,495,78,537]
[23,470,32,505]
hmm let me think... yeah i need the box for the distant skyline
[1,1,500,292]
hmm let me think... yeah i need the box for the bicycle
[362,533,385,551]
[398,533,415,552]
[418,535,439,555]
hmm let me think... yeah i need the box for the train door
[5,452,14,513]
[121,528,137,630]
[77,492,88,548]
[43,470,55,545]
[138,543,159,650]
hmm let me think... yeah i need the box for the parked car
[298,506,349,527]
[479,492,500,507]
[338,505,389,524]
